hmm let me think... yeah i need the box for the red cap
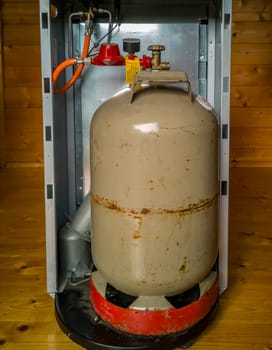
[91,43,125,66]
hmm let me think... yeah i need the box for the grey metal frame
[40,1,57,295]
[217,0,232,293]
[39,0,231,295]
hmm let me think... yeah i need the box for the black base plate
[55,279,217,350]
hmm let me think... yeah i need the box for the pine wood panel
[232,12,272,22]
[4,108,43,129]
[231,107,272,127]
[230,148,272,167]
[1,0,39,2]
[3,45,41,67]
[231,0,272,167]
[4,67,41,88]
[0,6,5,167]
[2,24,40,46]
[1,2,40,25]
[4,88,42,108]
[4,129,43,164]
[4,107,44,167]
[231,65,272,86]
[2,0,43,166]
[230,127,272,166]
[232,22,272,43]
[232,0,272,13]
[231,127,272,147]
[232,0,272,21]
[231,86,272,107]
[232,43,272,65]
[0,167,272,349]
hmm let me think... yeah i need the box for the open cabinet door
[0,6,4,168]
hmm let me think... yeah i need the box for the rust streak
[91,193,218,216]
[179,257,188,272]
[161,194,218,215]
[179,264,186,271]
[91,194,126,214]
[132,231,142,239]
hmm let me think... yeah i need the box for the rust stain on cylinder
[91,194,126,214]
[179,257,188,272]
[91,193,218,217]
[179,264,186,272]
[132,231,142,239]
[141,208,150,214]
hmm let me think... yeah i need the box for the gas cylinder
[90,71,218,297]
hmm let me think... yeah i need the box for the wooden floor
[0,167,271,350]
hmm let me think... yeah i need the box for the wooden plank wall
[1,0,272,167]
[0,7,5,167]
[231,0,272,167]
[1,0,43,167]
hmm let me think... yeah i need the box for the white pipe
[68,12,85,58]
[97,9,112,26]
[97,9,113,43]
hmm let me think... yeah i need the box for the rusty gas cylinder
[90,71,218,297]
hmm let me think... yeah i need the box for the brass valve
[148,44,170,71]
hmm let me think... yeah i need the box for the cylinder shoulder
[91,86,217,131]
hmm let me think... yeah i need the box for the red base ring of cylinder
[90,276,218,336]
